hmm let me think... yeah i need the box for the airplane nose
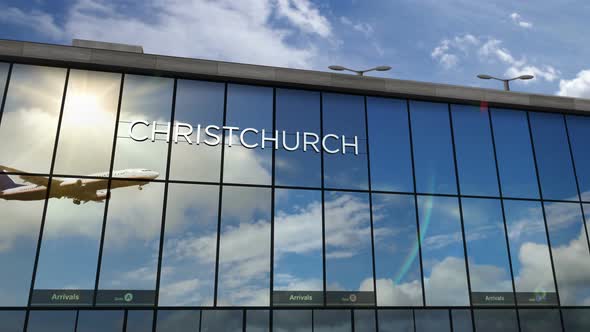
[150,171,159,179]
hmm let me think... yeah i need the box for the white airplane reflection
[0,166,159,205]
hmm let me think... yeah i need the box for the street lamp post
[329,65,391,76]
[476,74,535,91]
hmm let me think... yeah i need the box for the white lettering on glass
[129,121,360,155]
[128,120,149,141]
[151,121,171,142]
[174,122,193,144]
[204,125,221,146]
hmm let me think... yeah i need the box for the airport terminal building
[1,39,590,331]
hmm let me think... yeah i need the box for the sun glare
[65,93,107,124]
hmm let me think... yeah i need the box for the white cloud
[158,278,204,306]
[361,277,422,306]
[431,34,480,69]
[275,199,323,256]
[0,7,63,39]
[549,227,590,305]
[505,65,559,83]
[424,256,470,305]
[324,194,372,250]
[275,0,332,37]
[340,16,352,25]
[339,15,383,57]
[510,12,533,29]
[0,0,334,68]
[340,16,374,37]
[432,35,559,83]
[478,39,559,82]
[274,273,323,291]
[557,69,590,98]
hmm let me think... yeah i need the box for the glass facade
[0,61,590,331]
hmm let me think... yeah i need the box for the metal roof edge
[0,39,588,114]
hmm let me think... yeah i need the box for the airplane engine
[94,190,110,201]
[60,179,84,187]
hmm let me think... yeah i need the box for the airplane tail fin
[0,171,21,190]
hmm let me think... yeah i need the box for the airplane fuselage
[0,169,159,203]
[0,185,46,201]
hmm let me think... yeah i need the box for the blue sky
[1,0,590,97]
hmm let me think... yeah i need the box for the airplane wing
[0,165,61,187]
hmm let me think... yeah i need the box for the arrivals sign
[273,290,375,306]
[31,289,156,306]
[31,289,94,306]
[471,291,558,306]
[129,121,360,155]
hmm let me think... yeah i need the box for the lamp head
[375,65,392,71]
[518,74,534,80]
[477,74,493,80]
[328,65,346,71]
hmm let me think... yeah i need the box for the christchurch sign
[129,121,360,155]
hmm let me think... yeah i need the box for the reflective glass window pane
[417,196,469,305]
[544,202,590,305]
[76,310,124,332]
[325,191,374,305]
[491,109,539,198]
[273,189,323,305]
[26,310,76,332]
[0,175,46,306]
[377,310,413,332]
[0,310,25,332]
[519,309,562,332]
[314,310,351,332]
[410,101,456,195]
[462,198,514,305]
[53,70,121,175]
[0,64,66,173]
[246,310,269,332]
[159,183,218,306]
[529,112,578,201]
[415,310,450,332]
[323,93,368,190]
[372,193,422,306]
[223,84,272,185]
[451,105,498,196]
[473,309,518,332]
[275,89,321,187]
[113,75,174,180]
[201,310,242,332]
[585,203,590,249]
[273,310,312,332]
[0,62,8,93]
[97,181,164,306]
[156,310,200,332]
[354,310,376,332]
[126,310,153,332]
[563,309,590,332]
[503,200,556,305]
[170,80,224,182]
[218,186,271,306]
[566,115,590,202]
[451,310,473,332]
[367,97,413,192]
[33,179,105,305]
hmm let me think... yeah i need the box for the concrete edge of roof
[1,39,589,114]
